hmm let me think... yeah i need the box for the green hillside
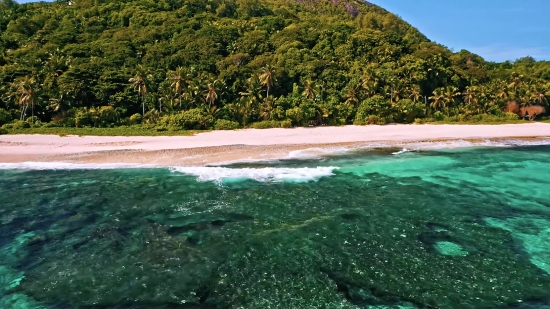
[0,0,549,132]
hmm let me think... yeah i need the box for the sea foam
[170,166,337,183]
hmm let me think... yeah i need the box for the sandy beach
[1,123,550,166]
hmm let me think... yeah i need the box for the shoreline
[2,124,550,166]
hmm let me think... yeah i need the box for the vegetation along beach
[1,0,550,308]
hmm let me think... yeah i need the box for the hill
[0,0,549,131]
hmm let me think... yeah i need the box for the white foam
[170,166,337,183]
[0,162,157,170]
[363,138,550,151]
[286,147,351,160]
[392,148,411,155]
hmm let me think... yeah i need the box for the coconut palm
[497,83,510,101]
[169,66,186,109]
[48,94,71,114]
[390,81,405,102]
[408,85,421,102]
[157,82,174,113]
[344,83,361,106]
[443,86,459,106]
[462,86,478,106]
[204,82,219,108]
[508,73,523,95]
[259,64,275,97]
[532,85,548,106]
[239,75,263,102]
[11,76,39,123]
[129,65,151,116]
[302,79,316,100]
[429,88,445,111]
[259,96,275,120]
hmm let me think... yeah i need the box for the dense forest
[0,0,549,132]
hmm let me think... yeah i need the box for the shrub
[26,116,41,127]
[520,105,546,120]
[504,101,520,114]
[393,99,426,123]
[355,96,392,124]
[12,120,30,129]
[432,111,445,121]
[42,122,60,128]
[1,123,14,130]
[0,128,7,135]
[250,120,292,129]
[503,112,520,120]
[129,113,143,125]
[75,109,92,127]
[0,108,11,126]
[157,109,214,130]
[214,119,240,130]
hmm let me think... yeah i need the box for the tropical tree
[129,65,151,116]
[48,94,71,115]
[462,86,478,106]
[259,64,275,97]
[443,86,459,107]
[169,67,186,109]
[408,85,421,102]
[204,82,219,108]
[532,85,548,106]
[11,76,39,122]
[344,84,361,106]
[429,88,445,111]
[302,79,316,100]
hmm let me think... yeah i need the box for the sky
[16,0,550,63]
[369,0,550,62]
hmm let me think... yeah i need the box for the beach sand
[1,123,550,166]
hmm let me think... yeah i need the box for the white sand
[1,123,550,165]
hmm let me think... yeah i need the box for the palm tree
[497,84,510,101]
[390,81,405,102]
[302,79,316,100]
[531,85,548,106]
[169,66,186,109]
[11,76,39,123]
[429,88,445,111]
[129,65,151,116]
[204,82,219,108]
[48,94,70,115]
[443,86,459,107]
[239,75,263,102]
[344,84,361,106]
[259,64,275,97]
[462,86,478,106]
[508,73,523,96]
[260,96,275,120]
[158,82,174,113]
[408,85,421,102]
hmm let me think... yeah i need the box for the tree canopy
[0,0,549,130]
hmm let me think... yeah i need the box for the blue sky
[17,0,550,62]
[369,0,550,62]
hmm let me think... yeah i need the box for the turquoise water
[1,146,550,308]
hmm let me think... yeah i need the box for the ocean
[1,144,550,308]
